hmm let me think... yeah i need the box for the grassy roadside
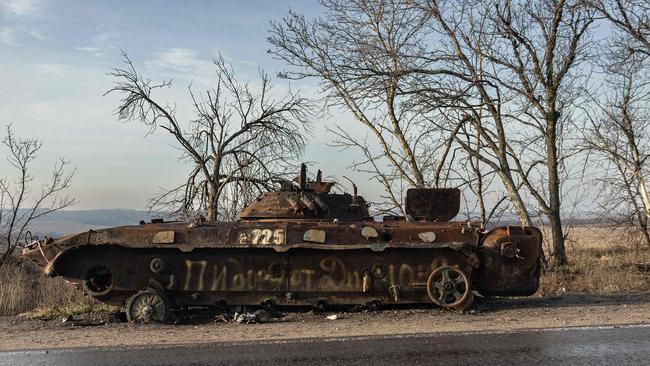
[0,263,118,317]
[538,226,650,295]
[1,226,649,317]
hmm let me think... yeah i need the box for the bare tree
[106,53,312,221]
[268,0,482,215]
[424,0,594,265]
[0,125,76,265]
[419,3,534,228]
[589,0,650,58]
[583,63,650,245]
[584,0,650,246]
[269,0,594,265]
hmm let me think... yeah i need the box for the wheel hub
[126,289,169,323]
[141,304,153,318]
[426,266,474,311]
[443,280,455,292]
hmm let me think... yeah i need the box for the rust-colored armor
[23,165,542,322]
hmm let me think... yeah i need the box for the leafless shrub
[538,226,650,295]
[0,125,76,265]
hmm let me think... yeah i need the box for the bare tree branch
[106,52,312,221]
[0,125,76,265]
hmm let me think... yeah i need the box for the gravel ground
[2,293,649,351]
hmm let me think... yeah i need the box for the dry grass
[0,225,649,317]
[538,226,650,296]
[0,263,116,317]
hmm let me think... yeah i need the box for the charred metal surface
[239,192,370,221]
[405,188,460,222]
[22,165,543,321]
[476,226,543,296]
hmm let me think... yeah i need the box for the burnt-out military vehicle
[23,165,542,323]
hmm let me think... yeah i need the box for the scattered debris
[214,315,229,323]
[326,314,338,320]
[231,309,285,324]
[61,315,73,323]
[235,312,259,324]
[59,315,106,327]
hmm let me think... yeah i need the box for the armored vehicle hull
[23,166,543,323]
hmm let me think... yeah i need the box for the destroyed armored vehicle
[23,165,542,323]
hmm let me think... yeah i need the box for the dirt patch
[1,293,649,351]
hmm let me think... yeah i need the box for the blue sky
[0,0,373,210]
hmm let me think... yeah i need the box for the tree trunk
[641,223,650,248]
[638,196,650,248]
[386,87,425,187]
[546,112,567,266]
[206,180,219,222]
[636,173,650,231]
[207,206,217,222]
[500,169,532,227]
[548,206,566,265]
[629,129,650,237]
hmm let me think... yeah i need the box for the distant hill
[25,209,608,239]
[28,209,164,238]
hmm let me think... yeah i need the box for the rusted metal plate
[27,220,481,252]
[22,218,539,307]
[477,226,543,296]
[405,188,460,221]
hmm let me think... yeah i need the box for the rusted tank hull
[22,171,544,322]
[48,246,475,307]
[23,223,542,311]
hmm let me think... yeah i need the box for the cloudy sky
[0,0,374,210]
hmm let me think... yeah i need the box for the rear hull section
[476,226,543,296]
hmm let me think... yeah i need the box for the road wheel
[366,299,382,311]
[126,288,170,323]
[427,266,473,311]
[313,300,327,311]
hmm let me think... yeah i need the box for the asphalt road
[2,324,649,366]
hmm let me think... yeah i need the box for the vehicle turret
[239,164,371,221]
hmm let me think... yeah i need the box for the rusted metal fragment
[303,229,326,243]
[418,231,437,243]
[361,226,379,239]
[239,191,370,221]
[476,226,543,296]
[153,231,175,244]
